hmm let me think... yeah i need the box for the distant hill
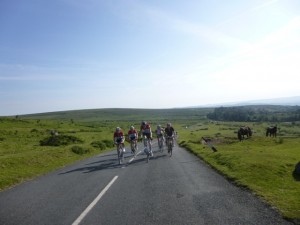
[4,96,299,121]
[201,96,300,107]
[19,108,212,122]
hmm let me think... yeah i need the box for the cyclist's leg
[168,137,172,152]
[116,144,119,156]
[130,140,134,153]
[157,136,161,152]
[148,134,152,151]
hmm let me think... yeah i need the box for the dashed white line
[72,176,118,225]
[128,150,142,163]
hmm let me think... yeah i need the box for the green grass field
[1,108,299,223]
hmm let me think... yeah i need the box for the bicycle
[142,135,152,163]
[130,138,138,156]
[116,142,125,165]
[166,136,173,157]
[157,134,164,152]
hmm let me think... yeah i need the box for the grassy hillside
[1,107,300,223]
[0,117,116,191]
[20,108,212,122]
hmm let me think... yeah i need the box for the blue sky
[1,0,300,115]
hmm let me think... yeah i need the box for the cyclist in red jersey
[113,127,125,151]
[128,126,138,153]
[140,121,152,139]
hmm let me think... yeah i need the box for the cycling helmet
[141,121,146,125]
[116,127,121,132]
[167,123,171,127]
[157,124,161,129]
[130,126,134,130]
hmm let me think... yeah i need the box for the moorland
[1,106,299,223]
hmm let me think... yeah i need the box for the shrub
[179,141,186,146]
[40,135,83,146]
[91,141,106,150]
[71,146,90,155]
[30,129,39,133]
[102,139,114,148]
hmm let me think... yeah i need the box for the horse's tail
[266,128,269,137]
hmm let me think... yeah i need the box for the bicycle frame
[130,139,137,155]
[143,135,152,162]
[143,135,151,150]
[116,143,124,165]
[157,135,164,151]
[166,136,173,156]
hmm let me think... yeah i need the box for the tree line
[206,105,300,122]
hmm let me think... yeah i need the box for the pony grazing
[237,126,252,141]
[266,126,277,137]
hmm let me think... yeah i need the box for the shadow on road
[95,152,117,158]
[58,153,131,175]
[58,149,170,175]
[128,152,168,167]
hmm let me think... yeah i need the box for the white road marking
[128,158,134,163]
[72,176,118,225]
[128,150,142,164]
[136,150,142,155]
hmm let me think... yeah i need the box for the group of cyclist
[113,121,176,156]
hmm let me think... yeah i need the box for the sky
[1,0,300,115]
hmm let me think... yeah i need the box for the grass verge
[177,121,300,223]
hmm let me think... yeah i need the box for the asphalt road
[0,140,294,225]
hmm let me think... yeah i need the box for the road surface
[0,141,293,225]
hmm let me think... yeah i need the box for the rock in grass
[294,162,300,175]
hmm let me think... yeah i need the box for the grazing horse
[237,126,252,141]
[266,126,277,137]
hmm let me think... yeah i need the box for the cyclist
[155,124,165,148]
[140,121,152,139]
[113,127,125,151]
[140,121,153,156]
[164,123,175,150]
[128,126,138,153]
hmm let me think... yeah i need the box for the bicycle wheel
[148,139,152,151]
[117,146,122,165]
[167,138,172,156]
[159,138,163,152]
[121,149,124,163]
[130,141,135,154]
[118,144,124,165]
